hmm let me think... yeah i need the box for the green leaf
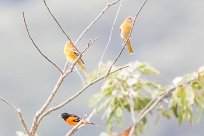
[171,104,179,118]
[133,97,151,111]
[161,109,171,119]
[178,112,183,126]
[115,107,123,117]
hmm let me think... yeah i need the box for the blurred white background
[0,0,204,135]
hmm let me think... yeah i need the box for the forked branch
[22,11,63,74]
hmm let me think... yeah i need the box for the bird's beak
[58,114,62,118]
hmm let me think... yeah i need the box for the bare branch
[86,109,97,122]
[0,96,17,110]
[17,109,31,135]
[37,65,128,125]
[22,11,63,74]
[43,0,72,42]
[82,37,100,55]
[98,0,123,75]
[74,0,121,46]
[71,38,100,84]
[132,79,193,132]
[132,0,149,29]
[105,0,149,79]
[0,96,30,135]
[106,44,126,75]
[74,66,85,85]
[43,0,91,60]
[30,75,65,135]
[30,38,98,135]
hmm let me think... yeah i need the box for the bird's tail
[127,39,133,55]
[77,60,88,77]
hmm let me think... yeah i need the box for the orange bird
[60,113,96,126]
[120,16,135,54]
[64,41,88,76]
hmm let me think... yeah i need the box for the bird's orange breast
[120,22,132,39]
[65,116,79,126]
[64,46,78,62]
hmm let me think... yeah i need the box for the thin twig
[128,93,136,136]
[98,0,123,76]
[86,109,97,122]
[63,37,99,74]
[17,109,31,136]
[0,96,17,110]
[43,0,72,42]
[0,96,30,135]
[74,0,121,46]
[132,0,149,29]
[74,66,85,85]
[106,44,126,75]
[71,38,99,85]
[22,11,63,74]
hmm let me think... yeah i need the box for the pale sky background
[0,0,204,136]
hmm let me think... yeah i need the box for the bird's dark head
[60,113,70,120]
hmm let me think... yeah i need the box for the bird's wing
[73,47,79,56]
[73,47,84,64]
[70,114,81,122]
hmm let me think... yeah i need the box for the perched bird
[64,41,88,76]
[60,113,96,126]
[120,16,135,54]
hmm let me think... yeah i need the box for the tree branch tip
[17,108,21,113]
[35,111,41,117]
[94,37,100,41]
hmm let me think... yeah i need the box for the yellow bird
[64,41,88,76]
[120,16,135,54]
